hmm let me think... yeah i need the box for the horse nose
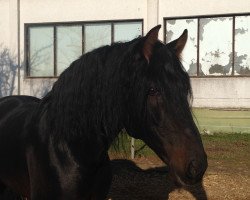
[186,159,207,182]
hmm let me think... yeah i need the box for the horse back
[0,95,40,196]
[0,95,40,158]
[0,95,40,119]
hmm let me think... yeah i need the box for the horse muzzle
[174,154,208,186]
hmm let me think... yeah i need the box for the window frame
[164,13,250,78]
[25,19,144,78]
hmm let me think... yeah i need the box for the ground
[108,134,250,200]
[0,135,249,200]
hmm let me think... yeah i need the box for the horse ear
[143,25,161,62]
[167,29,188,57]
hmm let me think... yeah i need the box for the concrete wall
[0,0,18,97]
[191,78,250,108]
[0,0,250,108]
[0,0,10,47]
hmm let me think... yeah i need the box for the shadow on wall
[0,44,55,99]
[0,44,18,98]
[24,78,55,98]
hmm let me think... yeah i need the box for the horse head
[123,25,207,186]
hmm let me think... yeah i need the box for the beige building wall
[0,0,250,108]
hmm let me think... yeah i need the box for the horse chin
[172,171,203,187]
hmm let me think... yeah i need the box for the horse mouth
[173,171,203,187]
[156,152,205,186]
[175,174,190,186]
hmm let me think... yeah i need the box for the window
[84,24,111,53]
[114,22,142,42]
[29,27,54,77]
[26,20,143,77]
[57,26,82,75]
[235,16,250,75]
[165,14,250,76]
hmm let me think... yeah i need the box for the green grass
[109,134,155,158]
[202,134,250,175]
[110,108,250,158]
[193,108,250,134]
[202,133,250,160]
[202,132,250,142]
[110,133,250,173]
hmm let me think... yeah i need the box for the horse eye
[148,87,160,96]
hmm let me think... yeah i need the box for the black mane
[40,39,139,143]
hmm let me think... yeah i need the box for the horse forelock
[147,44,193,121]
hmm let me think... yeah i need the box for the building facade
[0,0,250,108]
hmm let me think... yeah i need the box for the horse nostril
[186,160,200,180]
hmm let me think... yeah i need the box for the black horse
[0,25,207,199]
